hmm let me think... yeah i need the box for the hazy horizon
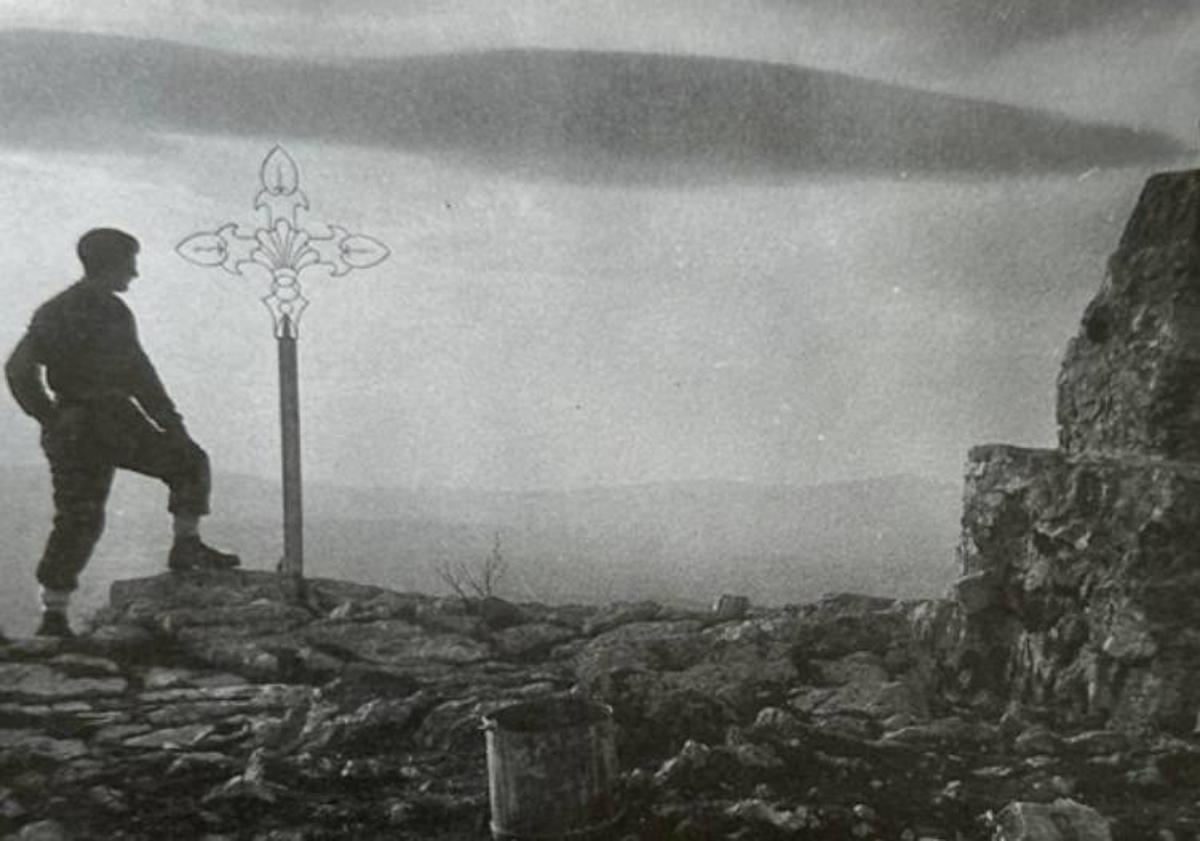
[0,454,955,494]
[0,463,961,632]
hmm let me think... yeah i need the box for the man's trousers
[36,397,210,592]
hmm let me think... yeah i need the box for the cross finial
[177,146,390,337]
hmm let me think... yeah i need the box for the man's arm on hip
[5,333,55,425]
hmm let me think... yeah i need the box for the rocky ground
[1,571,1198,840]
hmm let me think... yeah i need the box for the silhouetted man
[6,228,239,638]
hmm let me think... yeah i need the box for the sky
[0,1,1196,492]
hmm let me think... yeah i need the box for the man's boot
[35,609,73,639]
[168,536,241,572]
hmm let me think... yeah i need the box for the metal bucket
[483,696,621,840]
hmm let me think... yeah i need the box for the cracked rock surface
[0,573,1195,839]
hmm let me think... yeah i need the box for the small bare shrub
[432,531,507,603]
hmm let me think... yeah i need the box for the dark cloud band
[765,0,1196,55]
[0,30,1185,184]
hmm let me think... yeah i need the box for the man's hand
[161,416,192,447]
[6,333,57,424]
[37,403,78,459]
[37,405,59,448]
[36,402,60,429]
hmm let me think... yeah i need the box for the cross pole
[177,146,390,579]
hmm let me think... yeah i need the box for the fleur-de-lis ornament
[176,147,391,579]
[177,146,390,336]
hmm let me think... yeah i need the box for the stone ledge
[959,442,1200,732]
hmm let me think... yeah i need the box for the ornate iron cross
[177,146,390,578]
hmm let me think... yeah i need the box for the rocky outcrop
[959,445,1200,733]
[0,572,1197,839]
[957,168,1200,740]
[1057,170,1200,461]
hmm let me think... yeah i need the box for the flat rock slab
[108,571,296,613]
[0,730,88,763]
[491,622,579,660]
[141,667,203,690]
[122,723,217,750]
[583,600,664,636]
[879,716,999,748]
[302,619,491,665]
[0,663,126,701]
[136,684,313,728]
[995,797,1112,841]
[794,678,927,721]
[0,640,67,661]
[155,601,315,634]
[80,623,159,659]
[48,654,121,677]
[135,683,311,707]
[93,724,154,746]
[576,620,709,676]
[9,819,71,841]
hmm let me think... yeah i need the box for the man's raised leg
[115,413,240,573]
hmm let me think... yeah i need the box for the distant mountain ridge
[0,29,1185,182]
[0,465,959,634]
